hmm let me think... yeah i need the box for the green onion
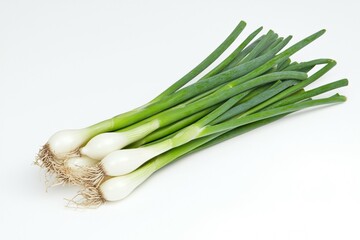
[33,21,348,207]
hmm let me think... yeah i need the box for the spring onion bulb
[66,156,98,170]
[36,124,111,174]
[51,156,99,185]
[73,161,158,206]
[80,120,160,160]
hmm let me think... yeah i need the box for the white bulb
[48,129,90,158]
[81,133,130,160]
[81,120,160,160]
[100,163,156,202]
[65,156,98,171]
[102,140,172,176]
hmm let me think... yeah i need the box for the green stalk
[212,36,291,94]
[141,93,251,149]
[267,79,349,108]
[265,55,288,73]
[151,21,247,102]
[101,70,307,144]
[153,79,348,168]
[131,80,285,147]
[262,37,284,54]
[212,80,298,124]
[131,81,280,147]
[209,78,347,135]
[200,94,346,137]
[194,92,250,127]
[169,92,251,147]
[285,59,334,75]
[223,35,265,70]
[155,38,290,102]
[153,114,288,170]
[235,83,272,103]
[225,30,325,88]
[201,26,263,79]
[133,30,281,142]
[150,76,348,171]
[163,72,306,147]
[154,71,307,127]
[86,29,326,136]
[191,115,288,154]
[123,70,305,139]
[239,60,336,116]
[238,30,278,64]
[119,71,306,148]
[277,58,291,71]
[129,106,218,148]
[284,58,331,71]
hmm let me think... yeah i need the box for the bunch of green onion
[35,20,348,207]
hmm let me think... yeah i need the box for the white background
[0,0,359,239]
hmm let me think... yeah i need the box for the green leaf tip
[340,78,349,86]
[303,29,326,43]
[339,95,347,102]
[329,59,336,64]
[285,35,293,41]
[321,58,335,64]
[331,94,347,102]
[238,20,247,27]
[314,29,326,37]
[325,59,337,68]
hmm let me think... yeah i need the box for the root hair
[77,164,105,187]
[35,144,82,188]
[35,144,58,173]
[66,186,105,208]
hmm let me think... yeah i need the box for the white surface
[0,0,359,239]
